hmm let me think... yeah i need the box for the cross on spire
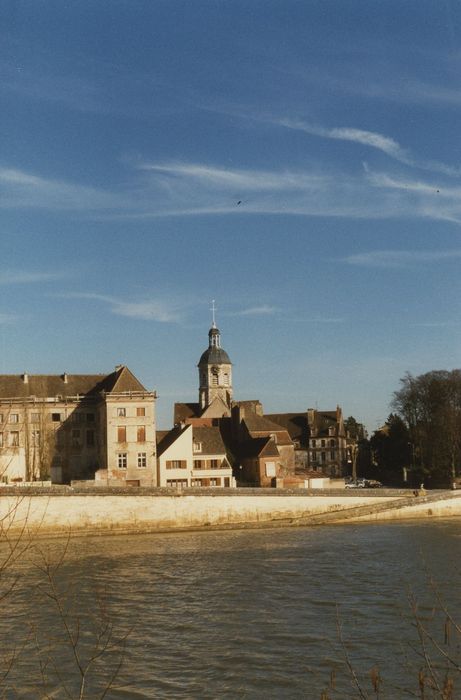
[211,299,217,328]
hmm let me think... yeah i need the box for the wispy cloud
[5,158,461,225]
[0,167,125,211]
[274,118,460,177]
[0,269,67,285]
[342,249,461,268]
[61,293,182,322]
[230,305,280,317]
[141,162,326,191]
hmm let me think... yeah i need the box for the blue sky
[2,1,461,431]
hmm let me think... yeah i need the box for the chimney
[115,364,123,372]
[22,372,28,384]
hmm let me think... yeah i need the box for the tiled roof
[174,402,201,422]
[192,426,226,455]
[242,414,293,445]
[0,365,148,400]
[239,436,279,459]
[265,413,308,442]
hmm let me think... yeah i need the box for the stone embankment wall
[1,487,461,538]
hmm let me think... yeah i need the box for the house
[0,366,157,486]
[266,406,347,477]
[232,402,295,485]
[157,423,235,488]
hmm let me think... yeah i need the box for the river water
[1,520,461,699]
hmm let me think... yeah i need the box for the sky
[2,1,461,432]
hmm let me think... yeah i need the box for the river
[1,520,461,699]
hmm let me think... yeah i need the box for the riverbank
[1,486,461,538]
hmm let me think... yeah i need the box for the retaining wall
[1,487,460,537]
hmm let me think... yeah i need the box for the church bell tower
[198,302,233,410]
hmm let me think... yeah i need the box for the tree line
[361,370,461,488]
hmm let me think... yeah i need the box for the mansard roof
[0,365,148,400]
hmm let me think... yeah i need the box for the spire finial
[211,299,217,328]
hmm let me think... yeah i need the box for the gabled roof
[241,414,293,446]
[192,426,226,455]
[157,425,191,457]
[0,365,148,400]
[174,402,202,423]
[105,366,148,393]
[201,394,231,418]
[264,413,308,442]
[239,436,280,459]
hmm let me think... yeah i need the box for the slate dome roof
[198,346,231,365]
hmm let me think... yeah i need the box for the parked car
[345,480,365,489]
[366,479,383,488]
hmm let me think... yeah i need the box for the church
[172,313,348,486]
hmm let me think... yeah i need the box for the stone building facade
[0,366,157,485]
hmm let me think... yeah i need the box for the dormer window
[193,441,202,453]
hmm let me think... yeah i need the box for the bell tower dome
[198,302,233,410]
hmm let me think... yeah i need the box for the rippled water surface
[2,520,461,698]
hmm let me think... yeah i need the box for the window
[311,439,316,448]
[72,412,85,424]
[330,439,335,447]
[166,479,187,488]
[321,452,326,463]
[51,413,61,423]
[86,430,95,447]
[166,460,187,469]
[223,373,229,386]
[330,451,335,461]
[117,453,127,469]
[210,478,220,486]
[137,452,147,468]
[137,426,146,443]
[86,413,95,423]
[9,414,19,424]
[191,479,202,487]
[136,407,145,417]
[224,477,230,487]
[194,459,205,469]
[321,439,326,447]
[10,432,19,447]
[31,413,40,423]
[71,429,81,448]
[265,462,276,477]
[193,441,202,453]
[208,459,218,468]
[312,451,317,462]
[117,426,126,443]
[32,430,40,447]
[117,407,126,417]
